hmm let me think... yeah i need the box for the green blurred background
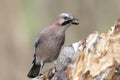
[0,0,120,80]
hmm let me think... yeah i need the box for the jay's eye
[64,16,68,19]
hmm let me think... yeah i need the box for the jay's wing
[32,36,40,64]
[32,27,51,64]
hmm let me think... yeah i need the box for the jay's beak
[72,17,79,25]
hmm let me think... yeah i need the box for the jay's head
[56,13,79,27]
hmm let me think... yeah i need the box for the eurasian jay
[27,13,79,78]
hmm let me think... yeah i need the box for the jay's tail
[27,64,40,78]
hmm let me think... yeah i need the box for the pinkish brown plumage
[27,13,79,78]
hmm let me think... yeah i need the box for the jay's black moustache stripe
[61,20,72,26]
